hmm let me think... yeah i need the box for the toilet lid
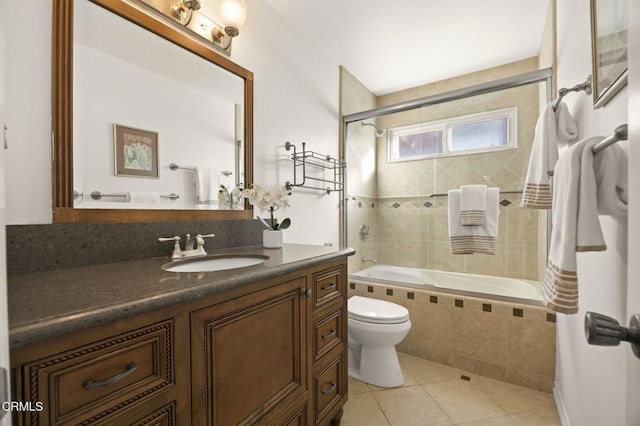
[348,295,410,324]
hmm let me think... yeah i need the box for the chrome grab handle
[321,329,337,339]
[321,382,337,395]
[83,363,138,389]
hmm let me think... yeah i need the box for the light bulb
[218,0,247,36]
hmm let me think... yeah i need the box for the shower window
[388,107,517,162]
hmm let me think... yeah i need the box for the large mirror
[52,0,254,222]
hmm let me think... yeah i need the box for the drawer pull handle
[321,382,337,395]
[83,363,138,389]
[321,283,336,291]
[321,329,337,339]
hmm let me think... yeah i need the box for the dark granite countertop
[8,244,355,348]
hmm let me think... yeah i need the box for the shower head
[361,122,386,138]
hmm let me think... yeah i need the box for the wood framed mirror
[52,0,254,223]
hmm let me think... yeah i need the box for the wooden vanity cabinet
[10,257,348,425]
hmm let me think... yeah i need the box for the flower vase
[263,229,283,248]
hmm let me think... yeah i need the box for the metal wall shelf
[284,141,345,194]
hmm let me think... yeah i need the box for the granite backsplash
[6,219,264,275]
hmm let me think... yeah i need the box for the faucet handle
[158,236,182,259]
[197,233,216,239]
[195,233,215,247]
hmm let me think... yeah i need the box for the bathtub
[351,264,543,305]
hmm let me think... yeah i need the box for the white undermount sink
[162,255,269,273]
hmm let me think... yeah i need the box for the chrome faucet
[158,233,215,259]
[362,257,378,265]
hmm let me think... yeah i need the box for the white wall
[4,0,341,246]
[0,0,14,421]
[554,1,630,425]
[625,2,640,424]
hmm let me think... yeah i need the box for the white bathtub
[351,264,543,305]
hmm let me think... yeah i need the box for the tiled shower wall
[345,58,548,281]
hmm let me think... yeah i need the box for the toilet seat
[348,295,409,324]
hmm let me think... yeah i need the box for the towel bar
[552,76,592,111]
[90,191,179,201]
[592,124,628,154]
[427,190,523,198]
[169,163,233,176]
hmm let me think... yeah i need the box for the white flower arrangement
[218,185,244,209]
[242,184,291,230]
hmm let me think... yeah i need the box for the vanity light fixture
[138,0,247,55]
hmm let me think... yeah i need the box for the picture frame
[590,0,628,108]
[114,124,159,178]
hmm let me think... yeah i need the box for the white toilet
[347,295,412,387]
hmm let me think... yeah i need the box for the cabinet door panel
[191,277,307,425]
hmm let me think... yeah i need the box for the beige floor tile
[470,375,555,413]
[455,416,516,426]
[424,380,507,424]
[349,377,371,395]
[508,400,561,426]
[373,385,453,426]
[341,393,390,426]
[398,353,467,384]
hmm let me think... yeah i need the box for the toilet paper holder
[584,311,640,359]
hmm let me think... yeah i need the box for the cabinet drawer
[312,266,344,311]
[94,401,176,426]
[313,308,344,362]
[22,320,173,425]
[313,355,345,425]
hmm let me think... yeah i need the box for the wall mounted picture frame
[114,124,159,178]
[590,0,628,108]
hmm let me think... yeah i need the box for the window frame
[387,107,518,163]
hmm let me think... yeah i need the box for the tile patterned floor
[342,353,560,426]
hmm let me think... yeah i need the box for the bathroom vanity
[8,244,353,425]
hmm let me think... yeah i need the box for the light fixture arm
[171,0,201,25]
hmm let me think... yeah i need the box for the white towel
[460,185,487,226]
[543,136,610,315]
[448,187,500,255]
[594,142,628,216]
[521,102,578,209]
[194,166,219,204]
[125,192,161,203]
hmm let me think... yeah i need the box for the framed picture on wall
[114,124,159,178]
[590,0,628,108]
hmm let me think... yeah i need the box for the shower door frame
[339,67,554,249]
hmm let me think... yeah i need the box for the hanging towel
[460,185,487,226]
[125,192,161,203]
[543,136,609,315]
[594,142,628,216]
[448,187,500,255]
[194,166,219,204]
[521,102,578,209]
